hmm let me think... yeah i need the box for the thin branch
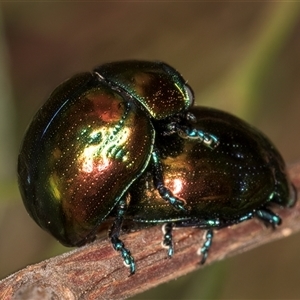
[1,163,300,300]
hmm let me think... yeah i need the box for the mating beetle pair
[18,60,295,275]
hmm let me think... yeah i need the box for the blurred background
[0,2,300,299]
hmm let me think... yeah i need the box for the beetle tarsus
[111,236,136,275]
[162,223,174,257]
[199,229,214,265]
[109,196,136,275]
[255,208,282,228]
[178,127,219,149]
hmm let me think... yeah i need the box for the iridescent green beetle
[18,61,205,274]
[18,61,295,275]
[125,106,296,263]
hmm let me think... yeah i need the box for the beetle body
[127,106,294,226]
[18,61,296,274]
[18,72,157,246]
[18,61,194,248]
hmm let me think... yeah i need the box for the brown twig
[1,163,300,300]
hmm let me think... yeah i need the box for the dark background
[0,3,300,299]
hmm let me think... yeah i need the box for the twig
[1,163,300,300]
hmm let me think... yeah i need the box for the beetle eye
[184,83,194,107]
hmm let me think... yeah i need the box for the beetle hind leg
[173,219,219,264]
[109,196,136,275]
[255,207,282,228]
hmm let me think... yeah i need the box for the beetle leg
[162,223,174,257]
[163,120,219,149]
[255,208,282,228]
[162,113,219,149]
[109,195,136,275]
[270,183,297,208]
[178,127,219,149]
[198,229,214,264]
[237,211,253,223]
[172,221,217,264]
[151,150,187,211]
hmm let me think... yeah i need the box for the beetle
[18,60,295,275]
[124,106,296,265]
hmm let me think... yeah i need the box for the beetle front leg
[177,126,219,149]
[109,195,136,275]
[151,150,187,211]
[164,112,219,149]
